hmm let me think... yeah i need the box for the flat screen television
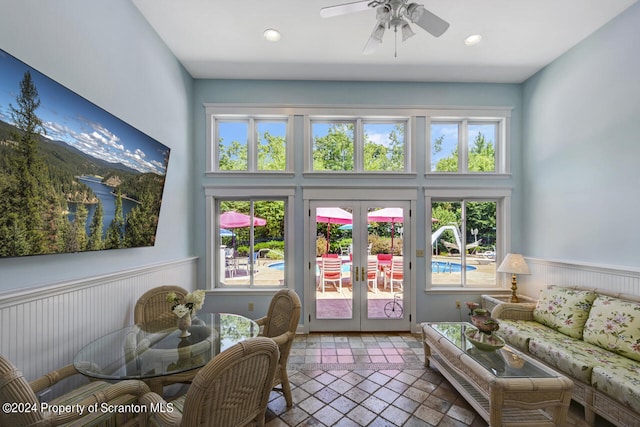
[0,48,170,257]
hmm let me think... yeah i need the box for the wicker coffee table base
[422,323,573,427]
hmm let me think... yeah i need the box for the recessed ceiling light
[464,34,482,46]
[263,28,281,42]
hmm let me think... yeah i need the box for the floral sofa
[491,285,640,427]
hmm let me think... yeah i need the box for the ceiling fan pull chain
[394,26,398,58]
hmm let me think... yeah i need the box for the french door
[308,200,411,332]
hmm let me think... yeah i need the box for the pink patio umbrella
[316,207,352,252]
[220,211,266,228]
[220,211,266,248]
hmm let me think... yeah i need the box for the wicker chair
[0,354,150,426]
[134,285,188,332]
[140,337,279,427]
[255,289,301,407]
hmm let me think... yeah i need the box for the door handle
[361,266,365,283]
[354,266,359,282]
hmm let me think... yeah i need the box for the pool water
[432,261,476,273]
[267,261,474,273]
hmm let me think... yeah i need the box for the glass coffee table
[421,322,573,426]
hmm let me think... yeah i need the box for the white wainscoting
[520,257,640,298]
[0,257,197,389]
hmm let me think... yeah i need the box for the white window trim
[425,186,512,291]
[305,114,414,174]
[426,109,511,176]
[204,186,295,291]
[205,107,294,174]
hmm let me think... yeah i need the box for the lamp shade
[497,253,530,275]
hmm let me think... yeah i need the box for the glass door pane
[314,204,355,323]
[363,204,408,328]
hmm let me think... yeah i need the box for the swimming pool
[432,261,476,273]
[267,261,474,273]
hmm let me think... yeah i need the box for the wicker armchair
[134,285,188,332]
[140,337,279,427]
[0,354,149,426]
[255,289,301,407]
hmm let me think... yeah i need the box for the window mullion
[248,118,256,172]
[355,118,363,172]
[460,120,469,173]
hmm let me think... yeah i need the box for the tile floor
[263,332,613,427]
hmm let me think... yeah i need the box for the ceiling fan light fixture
[401,22,415,41]
[263,28,281,42]
[464,34,482,46]
[371,23,386,42]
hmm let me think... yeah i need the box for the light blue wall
[0,0,194,290]
[193,80,523,322]
[522,2,640,268]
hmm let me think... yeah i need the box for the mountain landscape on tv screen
[0,48,170,257]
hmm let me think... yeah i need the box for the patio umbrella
[316,207,352,252]
[220,211,266,247]
[368,207,404,252]
[220,211,266,228]
[220,228,234,237]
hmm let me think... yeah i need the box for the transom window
[430,118,505,173]
[210,115,290,172]
[310,118,408,173]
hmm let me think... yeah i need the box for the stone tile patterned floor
[264,332,613,427]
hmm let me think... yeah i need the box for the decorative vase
[177,312,192,338]
[470,314,499,334]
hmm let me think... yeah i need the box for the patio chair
[0,354,150,426]
[255,289,301,408]
[443,239,483,254]
[367,257,379,293]
[384,257,404,293]
[319,256,343,293]
[134,285,188,332]
[140,337,279,427]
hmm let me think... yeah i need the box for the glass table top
[427,322,557,379]
[74,312,258,380]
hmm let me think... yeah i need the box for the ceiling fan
[320,0,450,56]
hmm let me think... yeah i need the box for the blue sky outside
[0,50,169,176]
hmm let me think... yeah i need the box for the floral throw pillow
[583,295,640,362]
[532,286,597,339]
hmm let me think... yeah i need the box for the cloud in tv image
[0,48,170,257]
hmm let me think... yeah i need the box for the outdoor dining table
[73,312,259,395]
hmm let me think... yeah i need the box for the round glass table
[74,312,259,394]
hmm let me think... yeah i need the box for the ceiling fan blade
[363,35,382,55]
[321,0,372,18]
[407,5,449,37]
[362,21,385,55]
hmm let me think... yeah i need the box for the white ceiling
[132,0,637,83]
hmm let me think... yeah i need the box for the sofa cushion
[591,361,640,415]
[532,286,597,339]
[583,295,640,362]
[496,319,558,352]
[528,331,622,384]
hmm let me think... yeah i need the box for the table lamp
[497,253,530,303]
